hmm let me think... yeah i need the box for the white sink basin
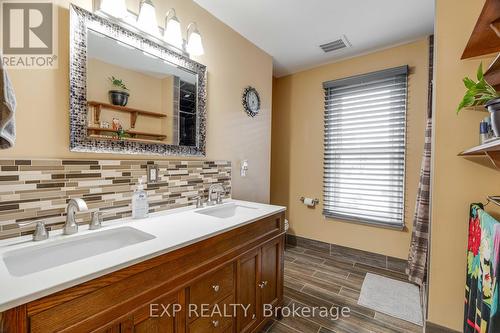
[195,203,258,218]
[2,227,155,277]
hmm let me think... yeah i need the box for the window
[323,66,408,228]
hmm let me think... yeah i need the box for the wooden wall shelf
[88,134,165,145]
[459,138,500,168]
[485,53,500,90]
[87,126,167,141]
[87,101,166,129]
[462,0,500,59]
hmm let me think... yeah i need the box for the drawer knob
[258,280,268,288]
[212,320,219,327]
[212,284,220,292]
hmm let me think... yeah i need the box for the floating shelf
[87,126,167,141]
[459,138,500,168]
[88,101,166,128]
[462,0,500,59]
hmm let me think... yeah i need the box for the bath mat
[358,273,423,326]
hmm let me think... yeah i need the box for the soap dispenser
[132,178,149,219]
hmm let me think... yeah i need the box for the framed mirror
[69,5,207,156]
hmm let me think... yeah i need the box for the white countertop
[0,199,285,312]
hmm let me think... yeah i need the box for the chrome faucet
[16,220,49,241]
[207,184,225,206]
[63,198,88,235]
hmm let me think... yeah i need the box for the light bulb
[187,24,204,56]
[100,0,127,18]
[137,0,159,37]
[164,10,183,49]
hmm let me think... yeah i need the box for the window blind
[323,66,408,228]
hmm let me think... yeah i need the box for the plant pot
[485,97,500,137]
[109,90,129,107]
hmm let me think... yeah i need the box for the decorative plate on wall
[242,86,261,117]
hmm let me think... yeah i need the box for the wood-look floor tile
[313,271,362,291]
[285,268,342,294]
[338,287,360,302]
[267,321,302,333]
[276,246,423,333]
[277,310,321,333]
[353,262,408,282]
[284,274,306,291]
[300,284,375,318]
[287,250,327,265]
[284,261,316,277]
[282,292,372,333]
[287,260,348,279]
[374,312,422,333]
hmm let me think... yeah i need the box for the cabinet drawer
[190,264,234,307]
[188,296,234,333]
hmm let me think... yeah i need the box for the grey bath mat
[358,273,423,326]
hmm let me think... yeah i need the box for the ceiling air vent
[320,35,351,53]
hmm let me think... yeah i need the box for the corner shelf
[87,126,167,141]
[87,101,166,128]
[459,139,500,168]
[462,0,500,59]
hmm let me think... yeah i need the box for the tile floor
[260,239,423,333]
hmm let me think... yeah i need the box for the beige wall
[0,0,273,203]
[271,39,429,259]
[87,58,174,143]
[428,0,500,330]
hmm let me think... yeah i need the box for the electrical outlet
[147,164,159,183]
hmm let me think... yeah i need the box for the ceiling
[194,0,435,77]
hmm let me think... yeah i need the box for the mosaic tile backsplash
[0,159,231,240]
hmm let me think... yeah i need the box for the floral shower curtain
[406,36,433,286]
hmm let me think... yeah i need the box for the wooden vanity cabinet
[0,212,285,333]
[236,237,283,333]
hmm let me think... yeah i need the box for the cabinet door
[236,248,261,333]
[260,237,283,309]
[122,291,184,333]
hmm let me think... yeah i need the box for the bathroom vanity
[0,201,286,333]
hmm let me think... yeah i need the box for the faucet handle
[195,196,204,208]
[89,211,102,230]
[16,220,49,241]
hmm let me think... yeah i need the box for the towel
[0,58,16,149]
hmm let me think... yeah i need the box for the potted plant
[108,76,130,106]
[457,63,500,137]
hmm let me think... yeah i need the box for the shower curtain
[406,36,434,286]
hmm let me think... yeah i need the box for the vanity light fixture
[164,9,183,49]
[99,0,127,18]
[137,0,160,37]
[186,23,204,56]
[93,0,205,57]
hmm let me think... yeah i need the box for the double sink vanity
[0,199,286,332]
[1,3,285,332]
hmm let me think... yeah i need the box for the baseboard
[286,234,408,274]
[425,321,460,333]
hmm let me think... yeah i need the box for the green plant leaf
[477,62,484,81]
[463,77,476,89]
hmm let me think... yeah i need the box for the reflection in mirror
[86,29,198,146]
